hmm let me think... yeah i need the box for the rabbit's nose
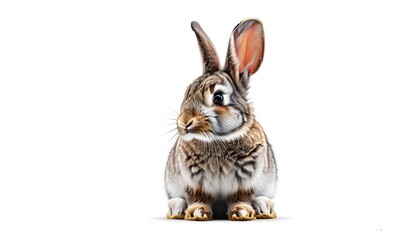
[185,119,195,133]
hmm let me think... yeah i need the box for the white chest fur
[201,171,239,198]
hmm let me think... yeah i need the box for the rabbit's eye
[213,92,224,106]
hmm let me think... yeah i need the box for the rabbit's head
[177,19,265,142]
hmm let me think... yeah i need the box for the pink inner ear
[235,24,264,75]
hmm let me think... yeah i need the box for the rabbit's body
[166,118,276,200]
[165,19,277,221]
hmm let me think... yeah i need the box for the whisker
[162,106,180,119]
[169,108,179,116]
[159,128,178,139]
[163,127,178,136]
[161,121,177,126]
[168,132,179,143]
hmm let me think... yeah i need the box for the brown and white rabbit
[165,19,277,221]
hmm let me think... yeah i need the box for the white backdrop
[1,0,419,239]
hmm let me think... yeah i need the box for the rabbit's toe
[228,203,256,221]
[252,196,277,219]
[167,198,187,219]
[185,203,213,221]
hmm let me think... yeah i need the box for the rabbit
[165,19,277,221]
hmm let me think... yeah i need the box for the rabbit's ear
[224,19,264,88]
[191,21,221,74]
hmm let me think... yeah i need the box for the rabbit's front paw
[185,203,213,221]
[167,198,187,219]
[252,196,277,219]
[228,203,256,221]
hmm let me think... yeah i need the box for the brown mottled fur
[228,188,255,203]
[186,186,210,204]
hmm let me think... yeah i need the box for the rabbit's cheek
[212,107,243,134]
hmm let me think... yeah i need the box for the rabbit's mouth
[177,114,212,136]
